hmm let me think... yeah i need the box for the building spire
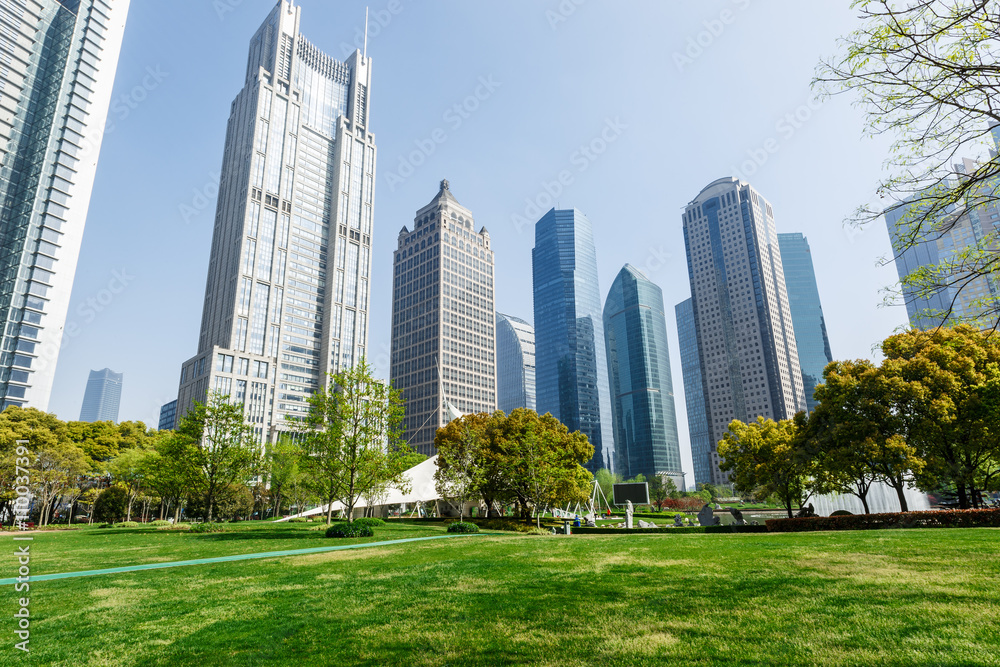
[440,178,450,191]
[363,6,369,59]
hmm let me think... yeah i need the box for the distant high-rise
[777,233,833,411]
[676,298,711,488]
[683,178,806,485]
[603,265,683,486]
[532,208,614,472]
[79,368,122,423]
[176,1,376,442]
[158,399,177,431]
[495,312,535,414]
[390,180,496,456]
[0,0,130,410]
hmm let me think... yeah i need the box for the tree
[144,431,194,522]
[594,468,622,512]
[267,438,303,518]
[434,417,486,519]
[93,486,128,523]
[816,1,1000,327]
[108,445,154,521]
[648,476,668,511]
[294,360,412,524]
[176,392,259,523]
[718,417,812,518]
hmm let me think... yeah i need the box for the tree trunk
[892,482,909,512]
[956,483,969,510]
[860,493,870,515]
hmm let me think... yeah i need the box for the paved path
[0,534,481,586]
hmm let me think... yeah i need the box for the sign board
[612,482,649,506]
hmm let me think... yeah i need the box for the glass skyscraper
[603,265,682,486]
[0,0,130,410]
[176,1,375,443]
[495,312,535,414]
[532,208,614,472]
[676,298,711,488]
[158,399,177,431]
[777,233,833,411]
[683,178,806,485]
[390,180,496,456]
[78,367,122,422]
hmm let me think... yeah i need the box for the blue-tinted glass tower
[495,312,535,414]
[676,298,711,488]
[603,265,683,485]
[777,233,833,411]
[79,367,122,423]
[532,208,614,472]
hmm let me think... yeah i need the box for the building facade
[495,312,535,414]
[532,208,614,472]
[78,367,122,422]
[0,0,130,410]
[158,399,177,431]
[390,180,496,456]
[777,233,833,411]
[682,177,806,485]
[176,1,376,443]
[603,265,683,486]
[675,298,710,488]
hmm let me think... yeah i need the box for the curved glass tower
[79,367,122,423]
[603,265,683,485]
[532,208,613,472]
[495,312,535,414]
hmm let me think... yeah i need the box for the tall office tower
[683,178,806,485]
[676,298,711,489]
[78,367,122,422]
[176,1,376,443]
[495,312,535,414]
[390,180,496,456]
[532,208,614,472]
[603,265,683,486]
[777,233,833,411]
[0,0,130,410]
[158,399,177,431]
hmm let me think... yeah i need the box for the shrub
[353,517,385,528]
[288,517,310,523]
[447,521,479,534]
[474,519,544,533]
[326,523,374,538]
[149,519,171,526]
[190,522,227,534]
[113,521,139,528]
[830,510,853,517]
[157,523,191,531]
[766,508,1000,533]
[92,487,129,524]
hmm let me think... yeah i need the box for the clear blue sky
[48,0,908,484]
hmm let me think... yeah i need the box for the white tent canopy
[277,455,442,521]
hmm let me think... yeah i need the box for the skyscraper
[158,399,177,431]
[603,265,683,486]
[390,180,496,456]
[676,298,711,488]
[176,1,376,443]
[532,208,614,472]
[79,367,122,423]
[683,177,806,485]
[777,233,833,411]
[0,0,130,410]
[495,312,535,414]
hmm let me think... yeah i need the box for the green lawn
[3,523,999,666]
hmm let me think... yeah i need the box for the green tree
[294,360,412,523]
[434,417,486,519]
[108,445,155,521]
[267,438,303,518]
[92,485,128,523]
[143,431,193,521]
[816,0,1000,327]
[176,392,259,522]
[594,468,622,512]
[718,417,812,518]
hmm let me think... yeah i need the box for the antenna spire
[363,6,369,59]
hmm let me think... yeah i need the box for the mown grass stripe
[0,534,483,586]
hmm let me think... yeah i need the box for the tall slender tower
[603,265,683,486]
[683,178,805,485]
[675,297,711,488]
[0,0,130,410]
[79,367,122,422]
[495,312,535,414]
[390,180,496,456]
[777,233,833,411]
[176,1,376,442]
[532,208,614,473]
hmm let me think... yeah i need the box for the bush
[830,510,853,517]
[474,519,545,533]
[766,508,1000,532]
[353,517,385,528]
[157,523,191,531]
[447,521,479,534]
[326,523,374,538]
[113,521,139,528]
[149,519,171,526]
[92,487,128,524]
[190,522,227,534]
[288,517,310,523]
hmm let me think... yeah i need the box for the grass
[2,522,999,666]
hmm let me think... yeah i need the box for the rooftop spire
[440,178,450,191]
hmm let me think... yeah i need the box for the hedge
[573,525,768,535]
[766,508,1000,533]
[326,523,374,538]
